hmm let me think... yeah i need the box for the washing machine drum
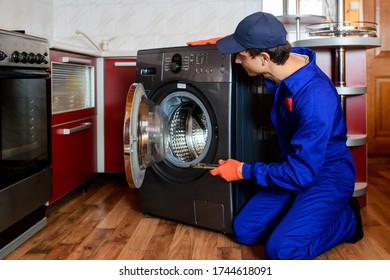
[123,83,212,188]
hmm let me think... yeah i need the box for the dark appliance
[0,30,51,258]
[124,45,277,234]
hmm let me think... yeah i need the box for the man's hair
[246,42,292,65]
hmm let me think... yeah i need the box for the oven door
[123,83,169,188]
[0,68,51,189]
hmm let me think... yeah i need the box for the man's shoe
[346,196,364,243]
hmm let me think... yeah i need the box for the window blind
[51,63,95,114]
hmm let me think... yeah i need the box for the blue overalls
[236,47,357,259]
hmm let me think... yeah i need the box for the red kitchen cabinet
[50,50,97,203]
[103,58,136,173]
[51,117,97,203]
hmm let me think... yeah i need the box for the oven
[0,29,51,259]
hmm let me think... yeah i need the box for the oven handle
[60,122,92,135]
[0,69,50,79]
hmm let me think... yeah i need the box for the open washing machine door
[124,82,215,188]
[123,83,169,188]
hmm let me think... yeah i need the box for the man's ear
[260,52,271,63]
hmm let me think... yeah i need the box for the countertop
[49,40,137,58]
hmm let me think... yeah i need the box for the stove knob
[20,52,28,63]
[35,53,47,64]
[27,52,36,64]
[11,51,23,63]
[35,53,44,64]
[0,51,7,61]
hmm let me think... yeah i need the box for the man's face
[234,51,264,77]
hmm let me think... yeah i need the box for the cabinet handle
[114,62,136,67]
[62,57,93,65]
[60,122,92,135]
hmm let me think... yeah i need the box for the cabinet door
[51,117,97,203]
[365,0,390,156]
[104,58,136,173]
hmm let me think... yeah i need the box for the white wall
[0,0,53,38]
[0,0,263,51]
[52,0,263,51]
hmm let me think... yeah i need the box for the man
[210,12,363,260]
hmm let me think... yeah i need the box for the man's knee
[265,234,308,260]
[232,216,264,245]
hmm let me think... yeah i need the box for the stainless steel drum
[159,91,212,168]
[124,84,212,188]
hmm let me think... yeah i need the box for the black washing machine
[123,45,278,234]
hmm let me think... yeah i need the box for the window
[262,0,327,18]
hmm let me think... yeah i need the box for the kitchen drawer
[51,116,97,203]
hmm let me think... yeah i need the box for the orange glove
[209,159,244,182]
[187,37,223,46]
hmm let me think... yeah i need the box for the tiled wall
[0,0,263,51]
[53,0,262,51]
[0,0,53,38]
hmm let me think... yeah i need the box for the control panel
[0,30,49,68]
[161,49,232,83]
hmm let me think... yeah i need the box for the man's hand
[209,159,244,181]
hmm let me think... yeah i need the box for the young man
[210,12,363,260]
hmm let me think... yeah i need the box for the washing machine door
[123,83,169,188]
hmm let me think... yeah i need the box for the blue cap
[216,12,288,54]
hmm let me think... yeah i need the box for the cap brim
[216,34,246,54]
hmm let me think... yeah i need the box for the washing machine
[123,45,278,234]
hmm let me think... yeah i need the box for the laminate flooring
[4,158,390,260]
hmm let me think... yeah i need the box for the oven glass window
[51,63,95,114]
[0,78,50,189]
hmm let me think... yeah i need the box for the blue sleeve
[242,80,344,192]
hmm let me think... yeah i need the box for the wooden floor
[4,158,390,260]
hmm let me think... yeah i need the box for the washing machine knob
[170,53,182,73]
[170,62,181,73]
